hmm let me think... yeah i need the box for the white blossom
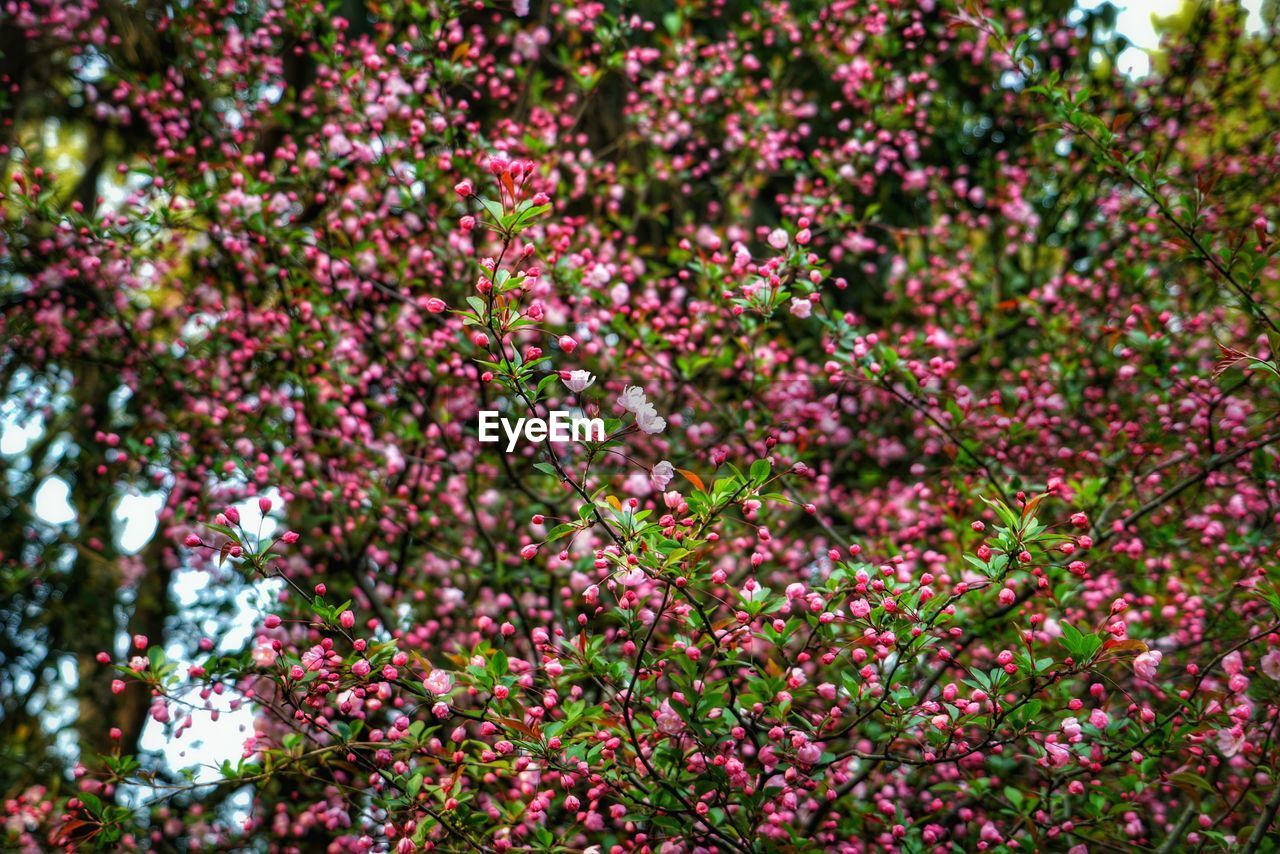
[563,370,595,393]
[618,385,648,412]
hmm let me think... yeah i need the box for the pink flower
[1261,649,1280,681]
[1133,650,1162,681]
[339,610,355,629]
[650,460,675,490]
[1043,741,1071,768]
[619,567,647,586]
[655,700,683,734]
[301,645,326,671]
[252,643,277,668]
[558,335,578,353]
[328,133,352,157]
[1217,727,1246,757]
[796,742,821,765]
[454,180,473,198]
[424,670,453,695]
[424,297,447,313]
[768,228,789,250]
[520,543,538,560]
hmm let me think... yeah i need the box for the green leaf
[204,523,240,541]
[546,523,577,542]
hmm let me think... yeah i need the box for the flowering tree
[3,0,1280,850]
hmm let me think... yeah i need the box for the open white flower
[651,460,675,490]
[618,385,648,412]
[635,403,667,435]
[563,370,595,393]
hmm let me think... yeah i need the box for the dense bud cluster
[3,0,1280,851]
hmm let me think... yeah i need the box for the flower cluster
[3,0,1280,852]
